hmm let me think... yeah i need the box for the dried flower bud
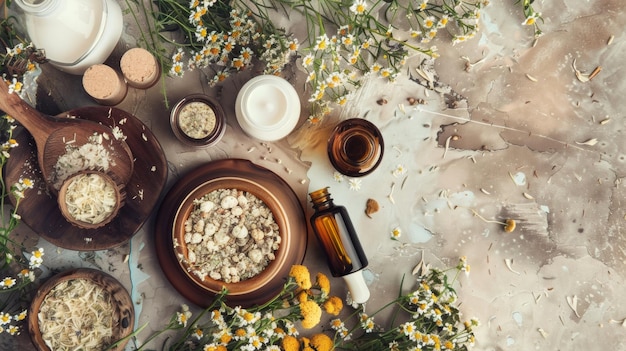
[365,198,379,218]
[504,219,516,233]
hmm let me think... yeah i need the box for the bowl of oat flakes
[155,159,307,307]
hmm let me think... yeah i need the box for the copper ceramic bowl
[28,268,134,351]
[172,177,291,296]
[155,159,307,307]
[57,170,126,229]
[170,94,226,147]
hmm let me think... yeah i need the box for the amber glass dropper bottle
[309,187,370,304]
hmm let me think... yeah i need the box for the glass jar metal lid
[170,94,226,147]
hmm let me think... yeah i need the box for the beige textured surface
[3,0,626,350]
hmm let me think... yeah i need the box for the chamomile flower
[350,0,367,15]
[17,268,35,282]
[523,12,540,26]
[287,38,299,52]
[231,57,245,70]
[391,226,402,240]
[7,325,19,335]
[193,328,204,340]
[195,25,209,41]
[348,178,361,191]
[309,88,325,102]
[29,248,44,268]
[380,68,394,79]
[330,318,344,331]
[302,53,315,68]
[438,14,450,28]
[341,34,355,46]
[203,343,222,351]
[360,313,375,332]
[239,47,254,63]
[14,310,27,322]
[19,177,34,189]
[7,78,22,94]
[177,305,192,327]
[284,320,299,336]
[392,164,407,177]
[400,321,416,336]
[452,35,468,45]
[371,63,382,73]
[333,171,345,182]
[326,71,344,88]
[424,16,436,29]
[0,313,11,325]
[336,95,349,106]
[314,35,330,51]
[306,71,317,83]
[170,61,185,77]
[0,277,17,289]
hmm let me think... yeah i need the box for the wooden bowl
[5,106,168,251]
[28,268,134,351]
[57,170,126,229]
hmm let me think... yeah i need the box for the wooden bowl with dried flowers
[57,170,126,229]
[28,268,134,351]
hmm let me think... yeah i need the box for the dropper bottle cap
[343,270,370,304]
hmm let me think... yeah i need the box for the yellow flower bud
[290,265,312,290]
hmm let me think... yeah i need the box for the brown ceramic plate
[28,268,134,351]
[155,159,307,308]
[4,106,167,250]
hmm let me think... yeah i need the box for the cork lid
[82,64,127,105]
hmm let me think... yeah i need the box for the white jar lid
[235,75,301,141]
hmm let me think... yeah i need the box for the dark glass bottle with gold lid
[309,187,370,303]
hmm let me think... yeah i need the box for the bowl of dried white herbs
[57,170,126,229]
[156,159,307,307]
[28,268,134,351]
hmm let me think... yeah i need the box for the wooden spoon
[0,82,134,191]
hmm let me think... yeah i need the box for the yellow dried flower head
[316,272,331,295]
[504,219,516,232]
[323,296,343,316]
[310,333,334,351]
[290,265,312,290]
[282,335,300,351]
[298,290,310,304]
[300,300,322,329]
